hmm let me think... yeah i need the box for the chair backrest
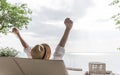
[0,57,68,75]
[89,62,106,75]
[0,57,23,75]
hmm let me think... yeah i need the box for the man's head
[31,44,51,60]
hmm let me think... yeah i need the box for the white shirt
[24,45,65,60]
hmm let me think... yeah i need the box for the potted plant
[0,47,19,57]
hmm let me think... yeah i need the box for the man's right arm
[53,18,73,60]
[58,18,73,47]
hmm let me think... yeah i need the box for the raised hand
[12,28,20,35]
[64,18,73,30]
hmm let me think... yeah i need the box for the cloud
[5,0,120,53]
[22,0,94,39]
[31,0,94,21]
[7,0,94,22]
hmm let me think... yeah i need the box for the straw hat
[31,44,51,60]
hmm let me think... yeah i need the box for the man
[12,18,73,60]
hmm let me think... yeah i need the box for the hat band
[42,45,46,59]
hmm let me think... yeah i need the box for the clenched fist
[64,18,73,30]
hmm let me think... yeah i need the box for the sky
[0,0,120,56]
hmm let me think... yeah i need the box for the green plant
[110,0,120,28]
[0,47,19,57]
[117,48,120,50]
[110,0,120,50]
[0,0,32,34]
